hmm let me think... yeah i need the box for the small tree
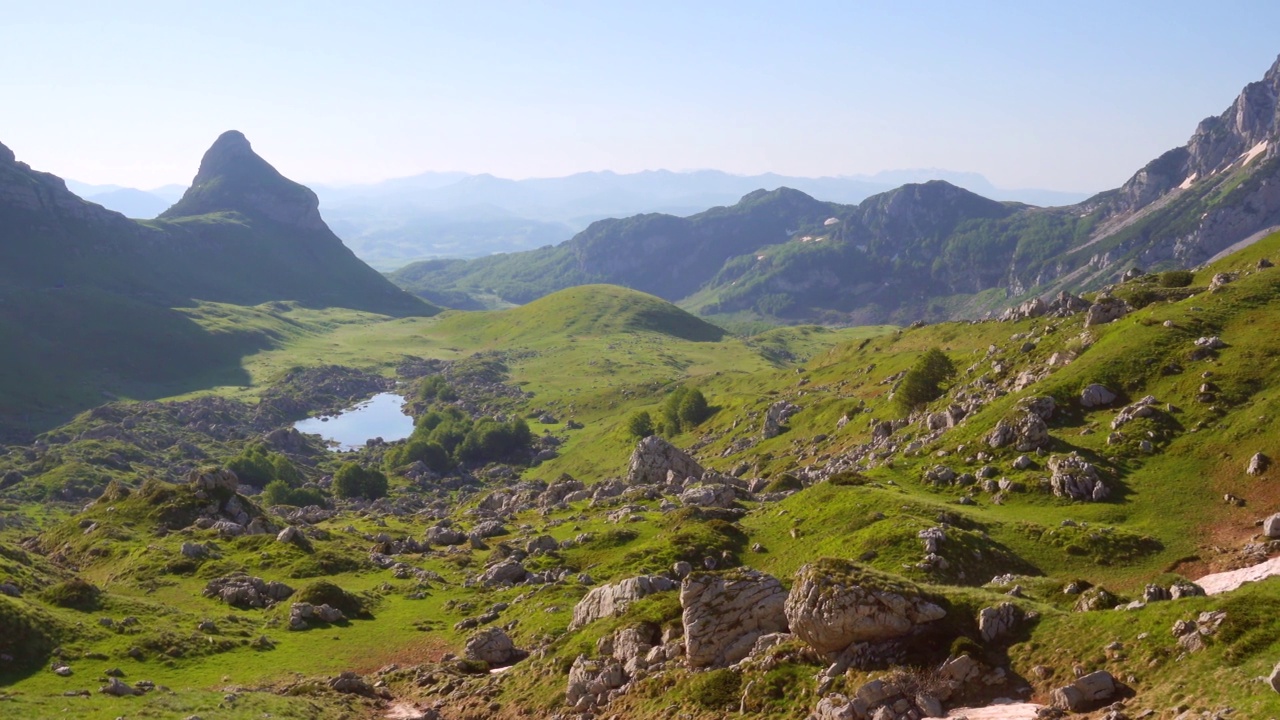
[332,463,388,500]
[896,348,956,412]
[678,388,710,428]
[626,411,655,438]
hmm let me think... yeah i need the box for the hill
[0,132,435,439]
[395,55,1280,327]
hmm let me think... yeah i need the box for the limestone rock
[679,483,737,508]
[1248,452,1271,476]
[100,677,142,696]
[1050,670,1116,711]
[463,626,522,666]
[627,436,704,486]
[425,524,467,546]
[479,559,528,587]
[570,575,677,630]
[1084,298,1130,327]
[189,467,239,494]
[762,400,801,439]
[977,602,1023,643]
[784,559,945,657]
[328,671,374,695]
[1263,512,1280,538]
[1049,453,1109,502]
[987,411,1049,452]
[1080,384,1117,408]
[682,568,788,668]
[203,574,293,608]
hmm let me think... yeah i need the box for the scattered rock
[1248,452,1271,476]
[1049,453,1109,502]
[570,575,677,630]
[626,436,704,486]
[463,626,523,667]
[1080,384,1117,408]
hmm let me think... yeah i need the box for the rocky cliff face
[0,140,130,226]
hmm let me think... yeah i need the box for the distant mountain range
[393,55,1280,325]
[70,167,1091,271]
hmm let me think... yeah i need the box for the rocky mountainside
[396,56,1280,326]
[0,131,434,439]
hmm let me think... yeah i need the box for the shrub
[762,474,803,493]
[332,463,389,500]
[262,480,327,508]
[417,375,458,403]
[1159,270,1194,288]
[384,439,451,473]
[626,411,655,439]
[896,348,956,411]
[661,386,712,434]
[294,580,369,618]
[227,444,301,488]
[0,596,60,671]
[684,668,741,710]
[40,578,101,611]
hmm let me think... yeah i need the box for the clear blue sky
[4,1,1279,192]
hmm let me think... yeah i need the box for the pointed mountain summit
[161,130,324,230]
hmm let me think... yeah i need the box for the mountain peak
[161,131,325,229]
[0,140,14,165]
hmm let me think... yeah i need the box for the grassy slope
[5,226,1280,718]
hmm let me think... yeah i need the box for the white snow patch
[1178,172,1198,190]
[927,702,1045,719]
[1196,555,1280,595]
[1240,140,1269,167]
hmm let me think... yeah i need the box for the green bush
[626,411,655,439]
[227,444,302,488]
[40,577,101,611]
[332,463,389,500]
[0,596,61,671]
[684,668,742,709]
[262,480,327,508]
[384,439,451,473]
[1158,270,1194,288]
[661,386,712,434]
[417,375,458,403]
[896,348,956,411]
[762,474,803,493]
[294,580,369,618]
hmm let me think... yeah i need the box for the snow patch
[1196,555,1280,595]
[1178,172,1198,190]
[1240,140,1269,167]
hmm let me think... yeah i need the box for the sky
[3,1,1280,193]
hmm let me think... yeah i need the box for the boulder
[100,677,142,696]
[1270,661,1280,693]
[977,602,1023,643]
[1080,384,1117,408]
[1248,452,1271,476]
[682,568,788,668]
[463,626,521,666]
[1049,453,1109,502]
[784,559,945,657]
[1050,670,1116,711]
[203,574,293,608]
[1084,298,1129,327]
[479,559,528,587]
[189,467,239,494]
[679,484,737,509]
[328,671,374,695]
[762,401,801,439]
[526,534,559,554]
[425,525,467,546]
[1263,513,1280,539]
[987,411,1050,452]
[627,436,704,486]
[570,575,677,630]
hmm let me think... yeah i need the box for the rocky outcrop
[1084,297,1130,327]
[463,627,522,666]
[1049,453,1109,501]
[1080,384,1117,408]
[762,400,801,439]
[977,602,1023,643]
[1248,452,1271,476]
[681,568,788,668]
[626,436,704,486]
[678,483,737,508]
[1050,670,1117,712]
[570,575,677,630]
[189,467,239,494]
[986,411,1049,452]
[288,602,345,630]
[202,574,293,608]
[784,559,945,657]
[478,559,528,587]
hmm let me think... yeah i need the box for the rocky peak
[161,130,326,230]
[0,140,14,165]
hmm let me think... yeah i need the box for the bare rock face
[570,575,677,630]
[463,626,522,666]
[681,568,788,668]
[784,559,945,657]
[1049,453,1109,502]
[627,436,704,486]
[1080,384,1118,408]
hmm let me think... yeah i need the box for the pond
[293,393,414,451]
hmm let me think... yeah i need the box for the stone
[762,400,801,439]
[627,436,705,486]
[1080,384,1117,408]
[1013,455,1033,470]
[479,560,528,587]
[202,574,293,608]
[682,568,788,668]
[679,483,737,508]
[188,467,239,494]
[526,534,559,554]
[1248,452,1271,476]
[1084,298,1130,327]
[1049,453,1109,502]
[1194,336,1227,350]
[180,542,210,559]
[100,677,142,696]
[463,626,521,666]
[328,671,373,695]
[570,575,677,630]
[276,526,303,545]
[425,525,467,546]
[1265,513,1280,539]
[978,602,1023,643]
[784,559,945,657]
[987,411,1050,452]
[1269,661,1280,693]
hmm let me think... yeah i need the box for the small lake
[293,393,414,451]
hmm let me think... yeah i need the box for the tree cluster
[895,348,956,411]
